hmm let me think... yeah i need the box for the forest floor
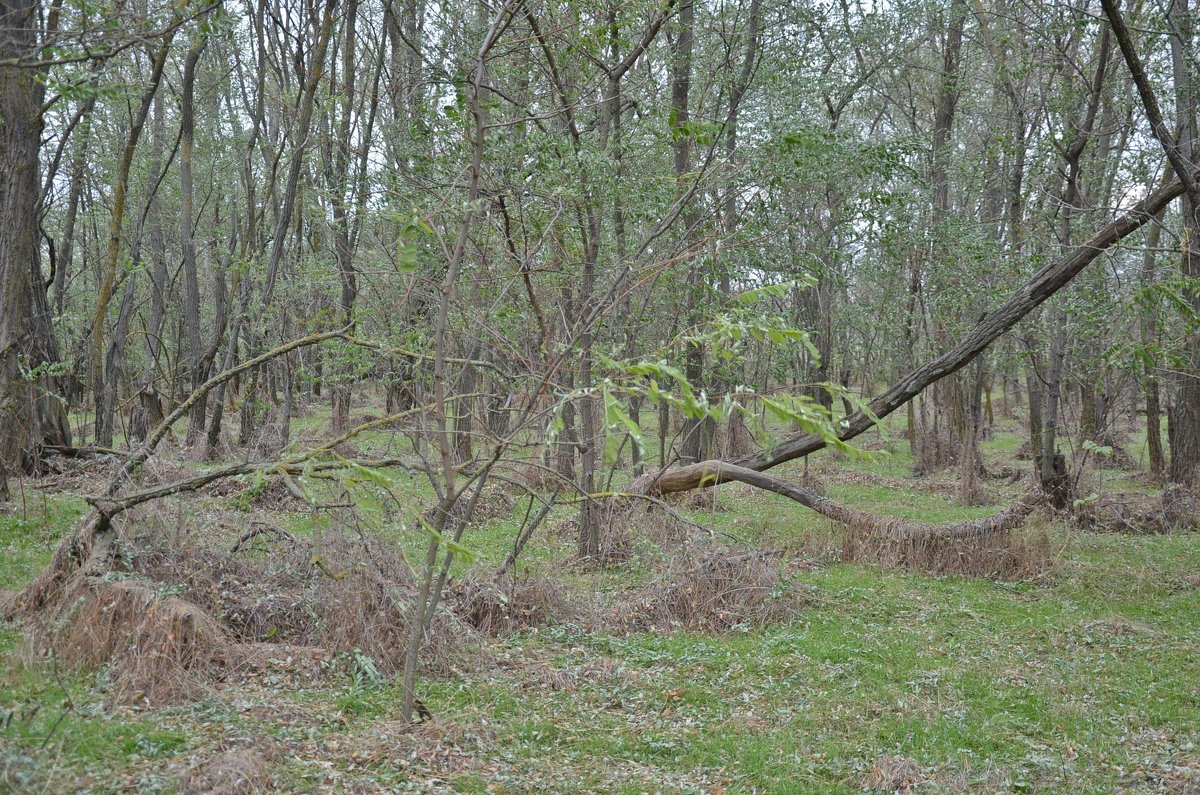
[2,409,1199,793]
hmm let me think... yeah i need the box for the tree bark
[0,0,71,472]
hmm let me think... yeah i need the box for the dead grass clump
[985,464,1026,485]
[31,578,231,706]
[348,716,498,773]
[30,456,110,495]
[1074,486,1200,533]
[912,432,959,475]
[573,499,704,567]
[284,530,474,676]
[423,482,514,528]
[1096,443,1137,470]
[28,522,477,702]
[131,529,313,644]
[862,753,926,792]
[1160,485,1200,530]
[668,487,725,512]
[841,521,1054,579]
[823,466,959,499]
[184,744,281,795]
[513,659,579,693]
[617,501,696,548]
[451,574,581,635]
[616,543,793,632]
[137,456,193,489]
[233,643,336,685]
[248,420,288,458]
[508,460,560,494]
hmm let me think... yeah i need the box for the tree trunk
[1040,323,1070,508]
[0,0,71,472]
[672,0,707,466]
[89,33,174,447]
[1026,358,1043,465]
[181,38,209,445]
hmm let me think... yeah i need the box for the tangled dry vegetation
[616,544,797,631]
[7,424,1189,721]
[840,517,1055,579]
[5,514,475,707]
[1070,485,1200,534]
[1,512,815,712]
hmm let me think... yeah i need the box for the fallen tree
[667,463,1048,578]
[692,463,1038,540]
[633,174,1188,496]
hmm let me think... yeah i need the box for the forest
[1,0,1199,790]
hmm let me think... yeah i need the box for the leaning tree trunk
[632,172,1190,496]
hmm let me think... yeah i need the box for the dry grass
[841,518,1055,579]
[11,517,478,706]
[506,458,561,494]
[1073,486,1200,534]
[451,574,585,635]
[912,432,961,475]
[1096,443,1138,470]
[241,477,312,511]
[25,578,230,706]
[862,753,926,791]
[615,542,795,632]
[423,482,514,528]
[183,744,281,795]
[822,465,963,499]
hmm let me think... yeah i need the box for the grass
[2,411,1199,792]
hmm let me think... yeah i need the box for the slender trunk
[1027,358,1043,465]
[672,0,706,466]
[181,39,208,444]
[130,97,169,444]
[90,32,175,446]
[1040,326,1070,508]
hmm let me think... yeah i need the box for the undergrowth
[1,420,1198,793]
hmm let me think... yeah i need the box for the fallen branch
[669,462,1039,540]
[42,445,132,460]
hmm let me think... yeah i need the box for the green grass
[3,417,1199,792]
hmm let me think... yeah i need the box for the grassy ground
[2,408,1199,793]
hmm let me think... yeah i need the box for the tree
[0,0,71,475]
